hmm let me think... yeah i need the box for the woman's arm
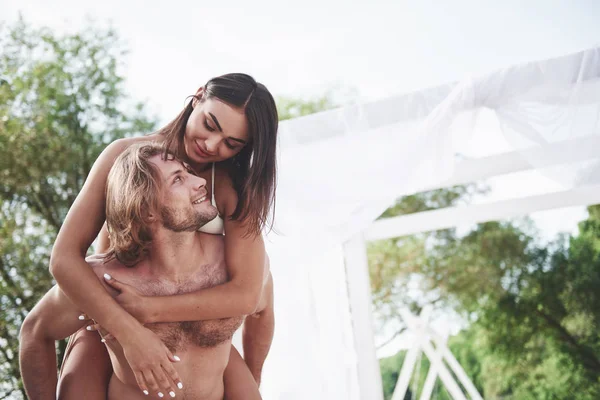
[49,138,182,396]
[49,139,139,337]
[140,167,267,323]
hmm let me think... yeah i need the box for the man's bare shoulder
[85,254,126,281]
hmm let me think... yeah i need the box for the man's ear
[147,212,157,222]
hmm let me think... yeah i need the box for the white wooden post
[391,345,421,400]
[419,341,467,400]
[419,340,444,400]
[429,332,483,400]
[396,309,477,400]
[344,234,384,400]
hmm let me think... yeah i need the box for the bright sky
[4,0,599,358]
[4,0,600,119]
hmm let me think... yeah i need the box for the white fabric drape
[250,46,600,399]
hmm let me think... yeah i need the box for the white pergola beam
[419,345,442,400]
[366,183,600,241]
[343,234,384,400]
[419,135,600,193]
[391,345,421,400]
[419,340,468,400]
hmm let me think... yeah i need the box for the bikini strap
[211,163,217,206]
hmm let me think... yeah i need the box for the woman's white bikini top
[198,163,225,235]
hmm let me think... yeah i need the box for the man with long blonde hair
[20,142,266,399]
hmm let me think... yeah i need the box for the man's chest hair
[113,259,242,350]
[124,260,228,297]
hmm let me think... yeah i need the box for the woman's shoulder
[99,134,164,163]
[213,164,238,215]
[110,134,164,150]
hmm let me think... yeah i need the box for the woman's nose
[205,136,219,154]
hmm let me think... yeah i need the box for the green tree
[0,17,341,395]
[277,94,337,121]
[0,18,156,398]
[369,184,487,347]
[432,210,600,399]
[371,191,600,398]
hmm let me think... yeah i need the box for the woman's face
[183,94,249,166]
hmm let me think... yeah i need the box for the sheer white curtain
[251,46,600,399]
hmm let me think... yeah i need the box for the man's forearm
[20,334,59,400]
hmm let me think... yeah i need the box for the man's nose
[193,175,207,190]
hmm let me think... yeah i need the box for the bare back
[89,233,243,400]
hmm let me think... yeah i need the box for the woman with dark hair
[47,73,277,398]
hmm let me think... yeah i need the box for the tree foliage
[0,18,340,397]
[0,18,156,398]
[277,94,337,121]
[371,179,600,399]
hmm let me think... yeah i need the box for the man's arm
[19,285,88,400]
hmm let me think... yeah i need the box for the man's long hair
[104,142,167,266]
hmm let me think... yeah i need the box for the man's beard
[161,205,217,232]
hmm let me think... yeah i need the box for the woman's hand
[78,312,183,397]
[119,325,184,398]
[78,313,115,341]
[104,274,153,324]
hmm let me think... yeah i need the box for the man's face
[149,155,218,232]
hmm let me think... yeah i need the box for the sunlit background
[2,1,600,399]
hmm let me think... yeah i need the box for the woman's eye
[203,119,215,132]
[174,176,182,183]
[225,141,236,150]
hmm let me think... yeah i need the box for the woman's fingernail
[177,382,183,389]
[143,390,149,395]
[78,314,85,320]
[100,338,106,343]
[103,273,112,280]
[173,355,181,362]
[86,326,93,331]
[158,393,164,398]
[169,391,176,398]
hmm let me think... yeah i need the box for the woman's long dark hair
[157,73,278,236]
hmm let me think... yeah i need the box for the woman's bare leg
[57,327,112,400]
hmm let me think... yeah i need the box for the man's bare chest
[114,261,242,351]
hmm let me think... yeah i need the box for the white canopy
[244,46,600,399]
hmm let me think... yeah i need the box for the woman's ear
[192,87,204,108]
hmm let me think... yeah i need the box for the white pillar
[429,333,483,400]
[419,341,444,400]
[343,234,384,400]
[420,341,467,400]
[391,345,421,400]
